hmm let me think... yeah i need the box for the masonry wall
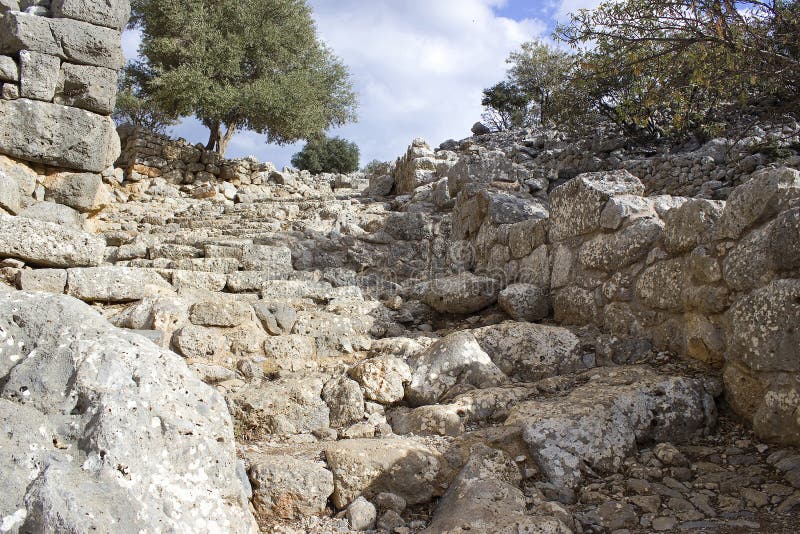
[0,0,129,172]
[453,167,800,445]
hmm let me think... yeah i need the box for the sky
[120,0,602,168]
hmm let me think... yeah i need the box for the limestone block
[0,98,120,172]
[43,172,110,212]
[0,214,104,267]
[67,266,173,302]
[19,50,60,101]
[54,62,118,114]
[0,55,18,82]
[0,12,124,70]
[16,268,67,293]
[549,170,644,241]
[51,0,131,30]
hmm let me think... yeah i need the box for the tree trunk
[217,125,237,157]
[205,120,221,152]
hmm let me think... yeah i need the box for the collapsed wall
[0,0,127,172]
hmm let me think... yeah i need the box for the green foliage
[291,136,360,174]
[481,41,574,130]
[113,61,177,133]
[362,159,391,176]
[481,81,530,131]
[554,0,800,139]
[128,0,358,156]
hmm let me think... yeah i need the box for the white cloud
[556,0,605,20]
[121,1,547,167]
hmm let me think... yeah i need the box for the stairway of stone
[2,137,799,534]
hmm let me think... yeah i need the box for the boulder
[0,98,120,172]
[43,172,109,212]
[662,198,724,254]
[421,272,500,314]
[247,454,333,520]
[173,324,228,361]
[0,292,257,532]
[66,266,173,302]
[506,367,716,491]
[405,331,507,406]
[549,170,645,242]
[473,322,583,382]
[0,214,104,267]
[498,283,551,321]
[471,122,491,135]
[368,174,394,197]
[349,355,412,404]
[324,438,449,509]
[389,404,464,437]
[347,497,377,531]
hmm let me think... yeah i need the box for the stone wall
[0,0,128,172]
[448,123,800,200]
[451,165,800,445]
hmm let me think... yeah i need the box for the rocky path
[1,131,799,533]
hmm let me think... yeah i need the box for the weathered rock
[241,244,293,272]
[324,438,449,509]
[0,169,21,214]
[636,258,686,311]
[0,214,104,267]
[346,496,377,531]
[51,0,131,30]
[16,268,66,293]
[553,286,599,325]
[0,55,18,82]
[550,170,645,241]
[421,272,500,314]
[322,376,365,428]
[349,355,412,404]
[18,50,59,101]
[229,374,329,439]
[506,367,716,491]
[189,299,252,327]
[0,12,125,70]
[718,167,800,240]
[54,63,118,114]
[0,98,120,172]
[0,292,257,532]
[43,172,109,212]
[67,266,172,302]
[17,201,83,228]
[390,404,464,437]
[424,445,572,534]
[473,322,583,381]
[579,217,664,271]
[368,174,394,197]
[405,331,507,406]
[247,454,333,520]
[663,198,724,254]
[173,324,227,361]
[263,334,316,360]
[498,283,551,321]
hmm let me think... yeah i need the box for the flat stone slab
[67,266,173,302]
[0,214,104,267]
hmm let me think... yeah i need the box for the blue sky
[121,0,600,168]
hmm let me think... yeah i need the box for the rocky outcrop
[0,291,256,532]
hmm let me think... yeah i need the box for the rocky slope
[1,124,799,533]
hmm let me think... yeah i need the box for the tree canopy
[291,135,360,174]
[127,0,358,156]
[482,1,800,141]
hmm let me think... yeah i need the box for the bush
[291,136,360,174]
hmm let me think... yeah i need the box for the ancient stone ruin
[1,2,800,533]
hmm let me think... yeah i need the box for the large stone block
[0,214,104,267]
[0,98,120,172]
[51,0,131,31]
[19,50,60,101]
[549,170,645,242]
[0,12,124,70]
[578,218,664,272]
[54,63,118,114]
[43,172,110,212]
[662,198,724,254]
[67,266,173,302]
